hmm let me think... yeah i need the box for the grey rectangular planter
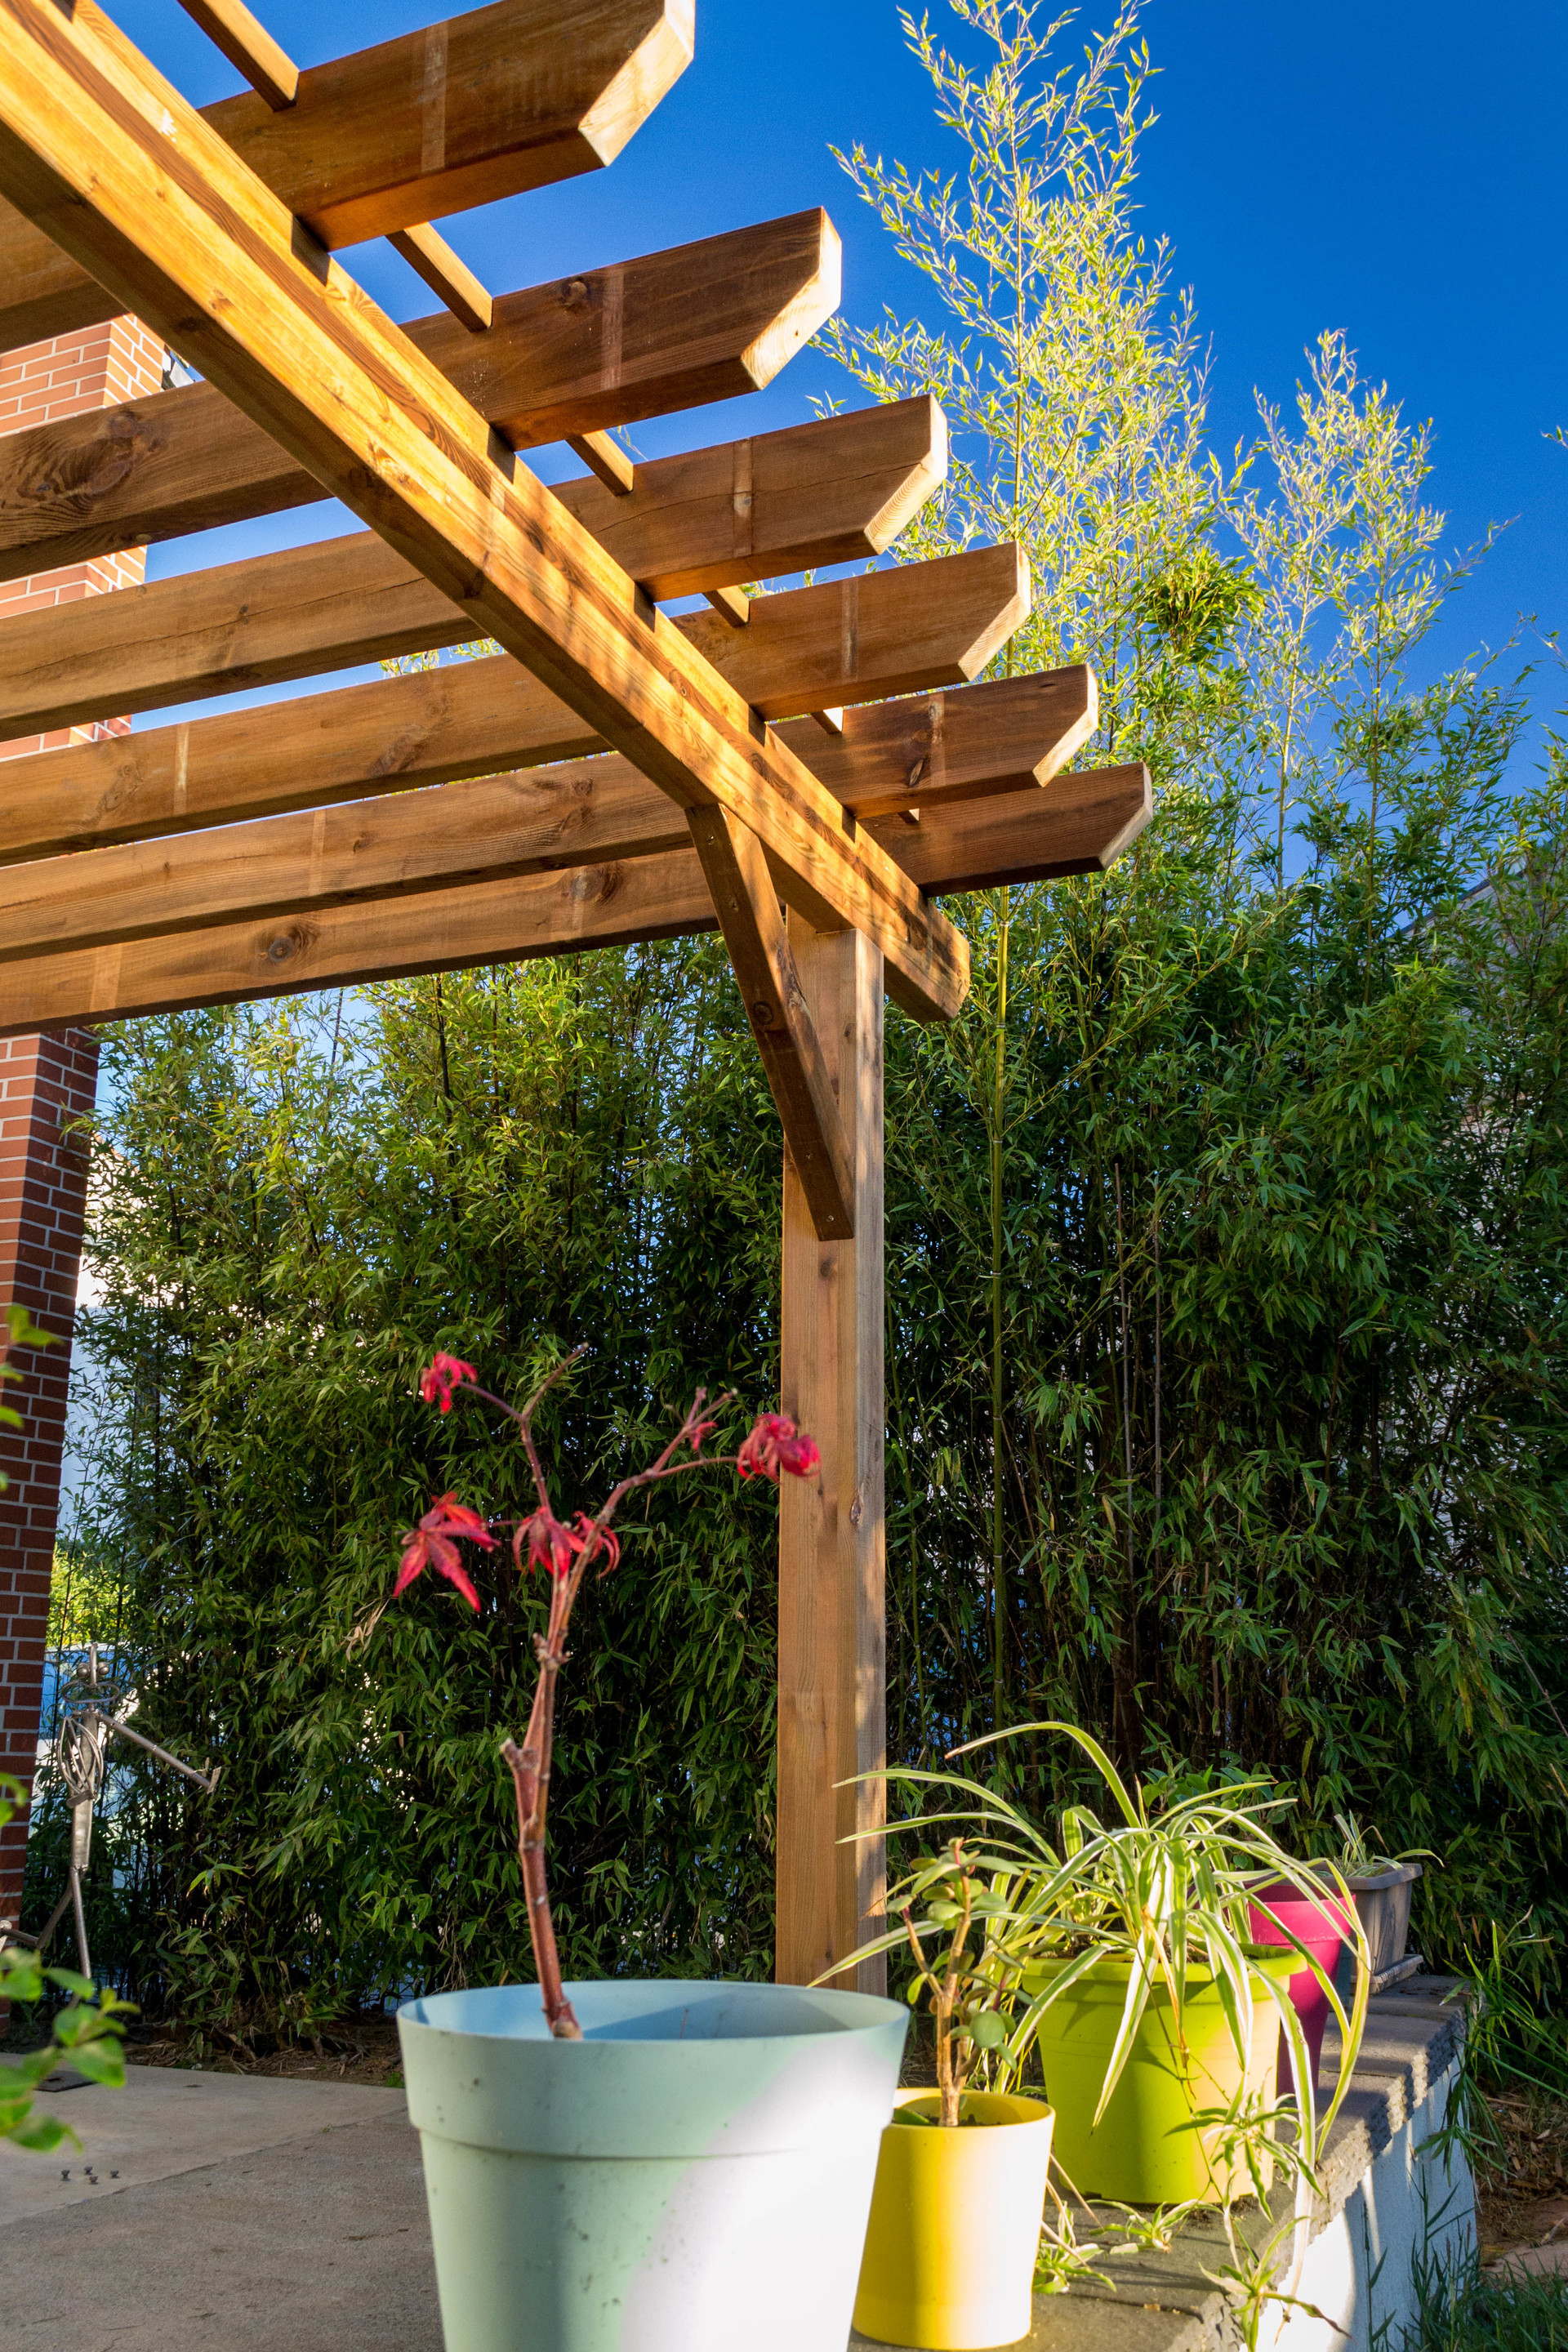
[1348,1861,1421,1976]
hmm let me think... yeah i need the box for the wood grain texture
[688,806,855,1241]
[0,213,842,579]
[0,0,965,1013]
[0,761,1152,1021]
[871,764,1153,889]
[0,760,693,958]
[0,854,720,1036]
[775,916,885,1991]
[0,533,1008,745]
[177,0,298,112]
[385,225,493,332]
[548,397,945,599]
[0,0,695,344]
[678,543,1027,721]
[795,665,1098,817]
[0,662,1090,867]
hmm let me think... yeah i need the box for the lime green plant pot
[1022,1951,1296,2204]
[853,2090,1055,2350]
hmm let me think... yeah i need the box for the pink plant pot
[1247,1880,1354,2098]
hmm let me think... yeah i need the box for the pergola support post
[776,919,886,1992]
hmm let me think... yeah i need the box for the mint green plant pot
[1022,1951,1297,2204]
[397,1979,906,2352]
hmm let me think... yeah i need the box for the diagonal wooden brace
[688,807,856,1241]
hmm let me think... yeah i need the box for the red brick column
[0,1031,100,1921]
[0,314,163,1928]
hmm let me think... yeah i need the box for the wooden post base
[776,920,886,1993]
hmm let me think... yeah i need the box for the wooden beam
[0,662,1089,867]
[177,1,298,112]
[385,225,493,333]
[565,430,635,495]
[667,545,1027,722]
[880,764,1152,889]
[0,537,1017,744]
[0,856,720,1035]
[0,760,691,959]
[704,586,751,626]
[688,807,855,1241]
[0,0,695,345]
[775,915,885,1991]
[800,666,1098,817]
[0,212,842,580]
[0,764,1152,1014]
[0,0,970,1019]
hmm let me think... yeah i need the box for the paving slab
[0,2074,439,2352]
[1,2062,408,2224]
[1494,2243,1568,2282]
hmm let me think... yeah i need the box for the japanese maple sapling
[394,1349,819,2038]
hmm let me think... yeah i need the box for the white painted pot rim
[399,1977,907,2160]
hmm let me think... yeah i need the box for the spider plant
[1332,1811,1437,1878]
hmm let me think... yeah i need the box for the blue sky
[114,0,1568,739]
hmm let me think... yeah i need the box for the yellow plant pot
[852,2090,1055,2350]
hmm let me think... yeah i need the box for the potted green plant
[831,1724,1369,2218]
[385,1351,908,2352]
[1332,1811,1434,1977]
[849,1838,1055,2351]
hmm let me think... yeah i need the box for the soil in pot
[1247,1880,1355,2098]
[1024,1951,1296,2205]
[853,2089,1055,2351]
[398,1978,906,2352]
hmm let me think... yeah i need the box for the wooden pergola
[0,0,1148,1987]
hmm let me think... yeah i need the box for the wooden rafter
[800,668,1097,816]
[0,0,694,346]
[177,0,299,112]
[0,759,1148,965]
[0,666,1096,867]
[386,224,494,334]
[0,8,967,1016]
[0,536,1019,742]
[0,769,1152,1039]
[0,212,840,581]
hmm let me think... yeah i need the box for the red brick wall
[0,313,165,761]
[0,1031,100,1921]
[0,314,163,1927]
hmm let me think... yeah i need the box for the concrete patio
[0,2066,439,2350]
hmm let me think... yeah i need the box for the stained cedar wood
[0,0,694,345]
[0,768,1153,994]
[176,0,299,113]
[775,917,887,1989]
[0,666,1094,866]
[385,225,494,333]
[0,212,841,579]
[0,538,1021,743]
[688,805,857,1240]
[0,1,967,1012]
